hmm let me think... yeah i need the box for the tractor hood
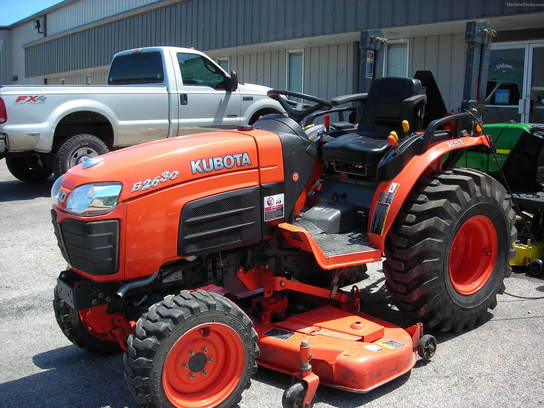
[61,130,259,202]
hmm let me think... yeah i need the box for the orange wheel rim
[162,322,245,408]
[448,215,498,295]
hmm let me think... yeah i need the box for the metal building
[0,0,543,122]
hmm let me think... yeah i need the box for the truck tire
[6,156,52,183]
[384,168,516,332]
[124,290,259,408]
[53,134,108,178]
[53,284,122,354]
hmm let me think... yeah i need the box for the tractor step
[512,192,544,210]
[294,219,375,257]
[278,221,382,269]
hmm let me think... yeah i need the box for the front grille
[51,211,119,275]
[179,187,261,255]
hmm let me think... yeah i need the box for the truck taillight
[0,97,6,123]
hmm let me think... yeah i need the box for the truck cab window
[108,51,164,84]
[177,53,227,88]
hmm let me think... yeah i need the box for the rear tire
[384,168,516,332]
[53,134,108,178]
[53,285,122,354]
[6,156,52,182]
[124,290,259,408]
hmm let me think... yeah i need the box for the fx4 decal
[15,95,47,104]
[190,152,252,175]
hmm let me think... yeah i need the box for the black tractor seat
[323,133,390,166]
[323,77,427,170]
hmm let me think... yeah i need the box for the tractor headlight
[51,176,64,206]
[65,182,122,216]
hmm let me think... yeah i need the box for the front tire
[124,290,259,408]
[6,156,52,182]
[53,285,122,354]
[53,134,108,178]
[384,168,516,332]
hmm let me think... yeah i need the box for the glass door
[528,44,544,123]
[484,45,527,123]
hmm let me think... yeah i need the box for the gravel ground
[0,159,543,408]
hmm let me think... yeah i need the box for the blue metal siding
[25,0,544,77]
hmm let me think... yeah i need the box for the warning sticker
[376,340,406,349]
[263,328,295,340]
[264,193,285,222]
[370,183,400,235]
[364,344,383,352]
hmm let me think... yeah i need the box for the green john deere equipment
[456,123,544,275]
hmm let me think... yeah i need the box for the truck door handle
[180,94,188,105]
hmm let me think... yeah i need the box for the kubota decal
[132,171,179,192]
[15,95,47,104]
[447,139,465,148]
[263,328,295,340]
[375,340,406,349]
[370,182,399,235]
[190,152,252,175]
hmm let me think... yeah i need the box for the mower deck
[254,305,421,392]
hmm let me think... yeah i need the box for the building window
[217,57,229,72]
[385,41,408,77]
[287,51,303,93]
[85,75,92,85]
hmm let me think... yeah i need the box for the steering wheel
[267,89,333,124]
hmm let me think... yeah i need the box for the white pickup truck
[0,46,282,182]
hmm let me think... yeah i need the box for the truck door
[176,52,241,134]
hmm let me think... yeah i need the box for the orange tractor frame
[51,82,515,408]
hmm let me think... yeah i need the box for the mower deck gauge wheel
[282,382,314,408]
[417,334,437,361]
[528,258,544,276]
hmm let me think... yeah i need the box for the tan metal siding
[218,42,353,100]
[0,30,12,85]
[303,43,354,100]
[11,21,43,84]
[408,32,466,111]
[25,0,544,77]
[46,68,108,85]
[46,0,161,36]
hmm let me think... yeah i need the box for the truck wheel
[384,168,516,332]
[124,290,259,408]
[6,156,52,183]
[53,134,108,178]
[53,285,122,354]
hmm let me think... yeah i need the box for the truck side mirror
[228,71,238,92]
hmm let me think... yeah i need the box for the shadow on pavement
[253,365,411,408]
[0,346,134,408]
[0,179,53,203]
[4,274,496,408]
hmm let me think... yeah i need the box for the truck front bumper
[0,133,7,158]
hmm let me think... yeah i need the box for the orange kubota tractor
[51,78,515,408]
